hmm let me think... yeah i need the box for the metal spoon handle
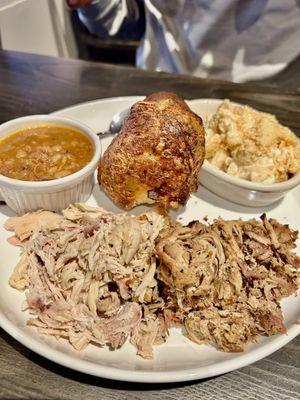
[96,131,114,137]
[96,107,130,138]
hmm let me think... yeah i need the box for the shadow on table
[1,330,215,391]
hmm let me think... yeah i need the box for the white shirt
[78,0,300,82]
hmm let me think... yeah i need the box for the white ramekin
[0,115,101,214]
[187,98,300,207]
[201,160,300,207]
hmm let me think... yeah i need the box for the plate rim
[51,96,223,117]
[1,95,299,383]
[1,310,299,383]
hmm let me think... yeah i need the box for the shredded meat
[156,213,299,352]
[4,210,67,241]
[131,311,166,359]
[6,204,299,358]
[7,204,167,357]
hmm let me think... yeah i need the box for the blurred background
[0,0,141,65]
[0,0,300,87]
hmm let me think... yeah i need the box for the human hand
[66,0,93,8]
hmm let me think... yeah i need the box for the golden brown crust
[98,92,205,209]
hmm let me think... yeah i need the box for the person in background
[67,0,300,83]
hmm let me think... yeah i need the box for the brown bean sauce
[0,125,94,181]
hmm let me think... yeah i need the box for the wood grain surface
[1,330,299,400]
[0,51,299,136]
[0,50,299,400]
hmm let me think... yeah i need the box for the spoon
[97,108,130,137]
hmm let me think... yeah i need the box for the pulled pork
[156,214,299,352]
[6,205,299,358]
[6,204,167,355]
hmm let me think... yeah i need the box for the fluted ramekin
[187,98,300,207]
[0,115,101,214]
[201,160,300,207]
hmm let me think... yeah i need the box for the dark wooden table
[0,50,299,400]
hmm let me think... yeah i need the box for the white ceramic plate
[0,97,299,383]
